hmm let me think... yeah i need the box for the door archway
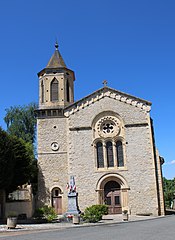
[104,181,122,214]
[96,173,129,214]
[51,187,62,214]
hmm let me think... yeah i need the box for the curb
[1,215,174,233]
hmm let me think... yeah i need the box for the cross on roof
[103,80,108,87]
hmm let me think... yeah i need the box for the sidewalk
[0,214,161,232]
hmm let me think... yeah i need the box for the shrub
[34,205,57,222]
[83,205,108,223]
[33,208,44,219]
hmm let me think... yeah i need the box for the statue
[67,176,76,193]
[66,176,80,215]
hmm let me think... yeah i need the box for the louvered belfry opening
[51,78,59,101]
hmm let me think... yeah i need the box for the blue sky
[0,0,174,179]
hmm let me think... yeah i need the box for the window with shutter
[51,78,59,101]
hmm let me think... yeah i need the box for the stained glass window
[116,141,124,167]
[96,142,104,168]
[106,141,114,167]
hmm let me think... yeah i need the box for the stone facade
[37,45,165,216]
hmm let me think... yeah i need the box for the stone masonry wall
[67,97,160,215]
[37,117,68,212]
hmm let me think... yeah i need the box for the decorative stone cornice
[64,87,151,117]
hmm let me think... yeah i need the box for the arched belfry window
[51,78,59,101]
[96,142,104,168]
[66,80,70,102]
[116,141,124,167]
[41,80,44,103]
[106,141,114,167]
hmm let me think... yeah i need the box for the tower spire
[45,41,66,68]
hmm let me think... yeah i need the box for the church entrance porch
[104,181,122,214]
[96,173,129,214]
[51,188,62,214]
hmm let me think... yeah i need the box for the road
[0,215,174,240]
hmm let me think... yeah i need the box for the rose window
[96,116,121,138]
[102,122,114,134]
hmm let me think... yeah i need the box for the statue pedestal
[66,192,80,215]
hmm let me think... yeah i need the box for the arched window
[106,141,114,167]
[116,141,124,167]
[41,81,44,103]
[96,142,104,168]
[51,78,58,101]
[66,80,70,102]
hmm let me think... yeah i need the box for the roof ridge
[64,87,151,116]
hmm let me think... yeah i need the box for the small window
[115,196,120,205]
[106,197,111,205]
[96,142,104,168]
[66,80,70,102]
[41,81,44,103]
[106,141,114,167]
[55,190,59,197]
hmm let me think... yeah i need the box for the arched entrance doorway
[96,173,129,214]
[51,187,62,214]
[104,181,122,214]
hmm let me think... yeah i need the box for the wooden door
[104,181,122,214]
[52,188,62,214]
[52,197,62,214]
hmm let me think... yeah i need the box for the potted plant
[7,212,17,229]
[122,210,129,221]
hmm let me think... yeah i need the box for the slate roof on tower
[37,42,75,79]
[46,42,67,68]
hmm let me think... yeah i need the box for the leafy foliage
[3,103,38,194]
[0,128,14,190]
[4,103,37,144]
[83,205,108,223]
[34,206,57,222]
[163,177,175,208]
[0,127,36,193]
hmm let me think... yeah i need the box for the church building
[37,43,165,216]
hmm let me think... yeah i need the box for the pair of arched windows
[41,78,70,103]
[96,140,124,168]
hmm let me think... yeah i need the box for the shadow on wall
[37,165,50,208]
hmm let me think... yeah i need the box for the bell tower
[38,42,75,109]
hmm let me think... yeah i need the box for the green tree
[7,137,34,193]
[0,128,35,193]
[0,128,14,190]
[4,102,37,144]
[163,177,175,208]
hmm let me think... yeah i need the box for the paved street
[0,215,174,240]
